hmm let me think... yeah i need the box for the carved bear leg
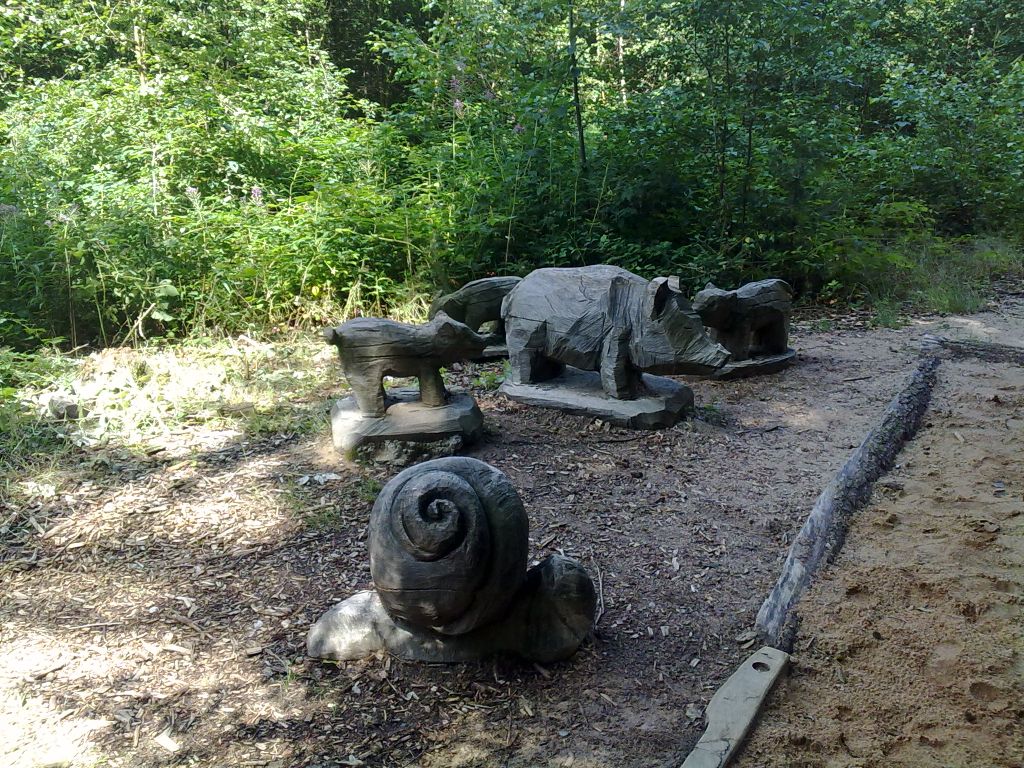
[517,351,564,384]
[348,368,388,417]
[505,339,529,384]
[599,363,644,399]
[508,348,561,384]
[600,329,645,399]
[714,325,752,361]
[418,365,449,407]
[752,318,789,356]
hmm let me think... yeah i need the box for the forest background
[1,0,1023,349]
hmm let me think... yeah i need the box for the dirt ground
[736,303,1024,768]
[2,289,1022,768]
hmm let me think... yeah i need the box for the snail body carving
[307,458,596,664]
[369,458,528,635]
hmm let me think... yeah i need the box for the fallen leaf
[154,729,180,753]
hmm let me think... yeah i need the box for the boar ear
[647,277,673,319]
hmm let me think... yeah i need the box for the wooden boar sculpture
[692,279,793,361]
[501,265,731,399]
[306,458,597,663]
[324,312,488,417]
[429,276,522,342]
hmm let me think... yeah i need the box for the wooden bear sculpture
[501,265,730,399]
[324,313,488,417]
[429,276,522,343]
[692,279,793,361]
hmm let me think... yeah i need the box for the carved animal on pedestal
[306,458,597,663]
[429,276,522,344]
[500,265,730,399]
[323,313,487,417]
[692,279,792,361]
[368,457,530,635]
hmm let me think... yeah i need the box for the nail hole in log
[752,661,771,672]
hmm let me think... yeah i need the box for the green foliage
[471,361,508,391]
[869,299,904,329]
[0,0,431,345]
[0,344,79,466]
[1,0,1022,348]
[356,477,383,502]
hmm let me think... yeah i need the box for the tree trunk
[569,4,587,171]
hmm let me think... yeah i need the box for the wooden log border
[755,355,941,648]
[921,333,1024,366]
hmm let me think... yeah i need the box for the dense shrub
[1,0,1022,347]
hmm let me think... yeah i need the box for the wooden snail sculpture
[307,457,597,663]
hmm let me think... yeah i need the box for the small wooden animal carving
[369,457,529,635]
[324,313,487,417]
[307,458,597,663]
[692,279,792,361]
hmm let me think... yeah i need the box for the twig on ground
[591,557,605,626]
[585,434,647,444]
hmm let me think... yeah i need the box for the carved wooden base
[307,554,596,664]
[711,348,797,380]
[330,388,484,461]
[500,366,694,429]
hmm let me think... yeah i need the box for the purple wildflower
[453,99,465,117]
[185,186,200,201]
[449,77,462,93]
[512,123,525,135]
[250,186,263,205]
[56,205,78,223]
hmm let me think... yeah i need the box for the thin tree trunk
[132,23,147,90]
[569,5,587,171]
[719,24,732,237]
[617,0,627,105]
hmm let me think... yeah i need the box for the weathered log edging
[921,333,1024,365]
[678,353,941,768]
[755,355,940,647]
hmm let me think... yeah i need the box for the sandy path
[736,348,1024,765]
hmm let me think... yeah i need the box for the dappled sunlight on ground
[736,355,1024,768]
[2,293,1023,766]
[0,632,108,768]
[907,294,1024,346]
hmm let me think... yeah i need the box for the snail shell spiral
[369,457,528,636]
